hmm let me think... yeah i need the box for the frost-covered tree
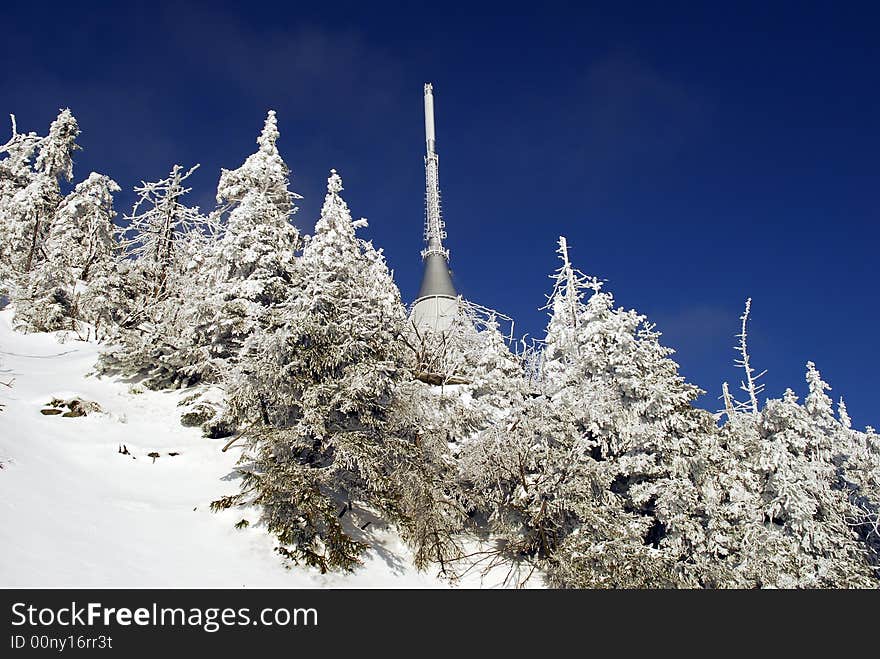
[13,172,123,334]
[461,237,713,587]
[23,109,80,274]
[805,360,834,426]
[216,171,465,573]
[543,239,710,563]
[0,110,80,281]
[122,163,210,299]
[103,112,302,389]
[711,387,876,587]
[734,298,766,415]
[35,109,80,183]
[0,115,41,287]
[1,112,130,336]
[49,172,121,282]
[538,237,601,392]
[173,110,302,384]
[2,110,91,333]
[0,115,40,197]
[707,311,879,587]
[459,394,695,588]
[57,174,128,336]
[11,259,75,333]
[469,315,525,402]
[98,164,216,384]
[838,397,852,430]
[826,390,880,576]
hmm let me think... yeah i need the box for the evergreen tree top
[35,108,81,182]
[257,110,280,155]
[314,169,363,239]
[805,360,833,420]
[327,168,343,195]
[215,110,299,216]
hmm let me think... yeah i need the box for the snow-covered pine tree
[5,110,87,332]
[122,163,209,300]
[11,256,76,333]
[462,237,712,587]
[469,314,526,404]
[22,109,80,274]
[823,385,880,578]
[805,360,835,428]
[723,388,875,587]
[13,172,123,334]
[0,110,80,288]
[48,172,121,282]
[174,110,302,385]
[538,236,600,393]
[99,164,215,386]
[35,109,80,183]
[217,170,465,573]
[708,314,879,587]
[838,397,852,430]
[0,115,40,198]
[459,392,695,587]
[0,115,41,288]
[547,239,712,570]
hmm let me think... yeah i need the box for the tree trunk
[25,218,40,272]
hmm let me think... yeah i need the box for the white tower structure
[411,83,459,332]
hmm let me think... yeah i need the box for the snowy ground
[0,309,522,588]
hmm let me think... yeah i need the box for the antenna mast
[422,83,449,261]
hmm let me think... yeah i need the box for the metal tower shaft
[413,83,458,331]
[421,83,449,262]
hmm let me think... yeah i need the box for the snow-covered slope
[0,308,498,588]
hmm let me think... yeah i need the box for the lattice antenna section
[421,83,450,261]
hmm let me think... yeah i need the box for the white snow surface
[0,309,512,588]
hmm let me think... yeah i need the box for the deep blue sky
[2,1,877,424]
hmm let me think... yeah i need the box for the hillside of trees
[1,109,878,588]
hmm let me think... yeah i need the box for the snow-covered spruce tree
[215,171,465,573]
[172,110,302,386]
[0,114,42,288]
[6,110,86,332]
[11,255,76,333]
[835,435,880,571]
[48,172,121,282]
[820,383,880,576]
[804,360,835,431]
[713,388,876,587]
[461,237,713,587]
[98,164,216,386]
[459,394,694,587]
[0,115,40,197]
[0,110,80,307]
[545,239,714,580]
[538,236,595,392]
[8,110,80,276]
[466,314,528,412]
[13,172,123,335]
[838,397,852,430]
[121,163,209,300]
[709,308,878,587]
